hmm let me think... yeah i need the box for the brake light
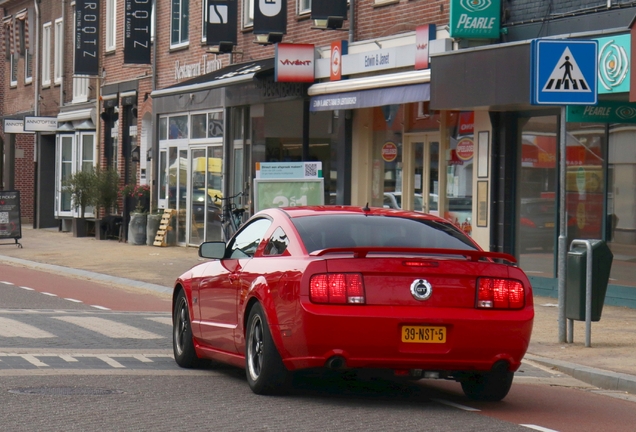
[310,273,365,304]
[477,278,525,309]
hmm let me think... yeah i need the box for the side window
[228,218,272,258]
[264,227,290,256]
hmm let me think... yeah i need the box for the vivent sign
[449,0,500,39]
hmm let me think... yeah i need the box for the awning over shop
[309,69,430,111]
[152,58,275,98]
[310,83,430,111]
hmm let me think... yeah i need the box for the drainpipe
[60,0,65,107]
[33,0,40,228]
[348,0,355,44]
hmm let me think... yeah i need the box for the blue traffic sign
[531,39,598,105]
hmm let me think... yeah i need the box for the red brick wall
[155,0,450,91]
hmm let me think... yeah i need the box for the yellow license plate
[545,222,555,228]
[401,326,446,343]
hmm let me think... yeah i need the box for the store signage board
[275,43,315,83]
[0,190,22,244]
[531,39,598,105]
[3,119,33,134]
[595,34,630,94]
[566,101,636,123]
[449,0,500,39]
[24,116,58,132]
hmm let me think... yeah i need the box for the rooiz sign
[75,0,100,76]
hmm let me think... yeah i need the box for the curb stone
[525,353,636,395]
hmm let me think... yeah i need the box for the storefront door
[403,133,440,215]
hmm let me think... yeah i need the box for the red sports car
[172,206,534,401]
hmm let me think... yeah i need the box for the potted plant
[122,183,151,245]
[62,169,97,237]
[93,167,121,240]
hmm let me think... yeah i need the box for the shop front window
[371,105,403,208]
[518,115,558,278]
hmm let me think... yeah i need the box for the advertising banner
[415,24,435,70]
[254,179,324,212]
[75,0,100,76]
[0,190,22,243]
[206,0,238,48]
[254,0,286,35]
[124,0,152,64]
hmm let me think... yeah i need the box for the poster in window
[477,181,488,227]
[477,131,489,178]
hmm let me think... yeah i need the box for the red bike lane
[0,263,171,312]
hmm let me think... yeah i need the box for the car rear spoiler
[310,247,518,264]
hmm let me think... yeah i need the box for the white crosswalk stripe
[0,353,174,369]
[53,316,163,339]
[0,317,56,338]
[146,316,173,326]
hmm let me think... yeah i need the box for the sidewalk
[2,226,636,395]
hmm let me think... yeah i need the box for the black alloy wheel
[245,303,289,395]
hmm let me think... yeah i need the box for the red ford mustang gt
[172,206,534,400]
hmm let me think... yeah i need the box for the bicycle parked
[214,191,246,241]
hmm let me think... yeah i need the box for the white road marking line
[94,355,126,368]
[21,355,49,367]
[131,354,154,363]
[90,305,111,311]
[41,292,57,297]
[0,281,15,285]
[146,317,173,326]
[0,317,56,338]
[520,425,560,432]
[19,286,34,291]
[59,355,78,363]
[65,298,83,303]
[431,398,480,411]
[53,316,163,339]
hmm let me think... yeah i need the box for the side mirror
[199,241,226,259]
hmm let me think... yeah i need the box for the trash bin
[566,240,613,322]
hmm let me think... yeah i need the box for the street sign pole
[558,105,567,344]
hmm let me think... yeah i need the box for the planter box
[72,218,89,238]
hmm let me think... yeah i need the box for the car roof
[263,205,448,222]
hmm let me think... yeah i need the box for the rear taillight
[477,278,525,309]
[310,273,365,304]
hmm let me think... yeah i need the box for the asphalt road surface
[1,265,635,432]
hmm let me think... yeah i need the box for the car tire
[460,369,514,401]
[173,290,201,368]
[245,303,289,395]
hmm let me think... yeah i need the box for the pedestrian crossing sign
[531,39,598,105]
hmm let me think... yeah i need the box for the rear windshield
[292,214,478,253]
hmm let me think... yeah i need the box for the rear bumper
[278,303,534,373]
